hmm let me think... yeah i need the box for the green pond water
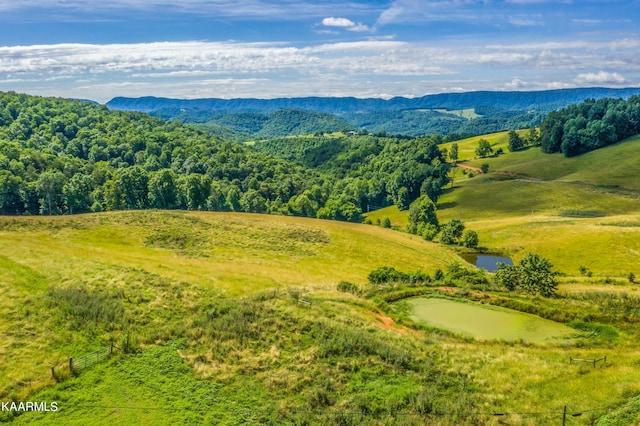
[402,298,576,343]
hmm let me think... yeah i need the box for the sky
[0,0,639,103]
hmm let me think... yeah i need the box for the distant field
[366,133,640,277]
[430,108,481,119]
[438,130,526,161]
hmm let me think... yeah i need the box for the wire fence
[50,341,119,381]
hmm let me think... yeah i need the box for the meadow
[1,208,640,425]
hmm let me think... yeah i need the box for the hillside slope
[0,210,476,425]
[368,133,640,276]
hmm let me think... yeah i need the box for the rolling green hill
[4,210,640,425]
[0,211,473,425]
[367,133,640,277]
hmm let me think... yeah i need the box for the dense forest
[151,108,355,139]
[540,95,640,157]
[152,106,545,139]
[110,88,640,139]
[0,92,448,220]
[108,88,640,114]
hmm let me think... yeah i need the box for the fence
[570,356,607,368]
[51,341,118,380]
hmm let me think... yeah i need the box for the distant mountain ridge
[107,88,640,114]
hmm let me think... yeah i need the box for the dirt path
[456,163,483,173]
[374,313,409,333]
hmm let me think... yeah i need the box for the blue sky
[0,0,639,103]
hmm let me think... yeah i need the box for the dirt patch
[456,164,483,173]
[374,313,409,333]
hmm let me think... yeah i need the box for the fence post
[111,341,114,355]
[69,358,73,372]
[51,366,55,378]
[562,405,567,426]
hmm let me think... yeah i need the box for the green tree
[225,186,242,212]
[518,253,558,297]
[148,169,178,209]
[180,174,211,211]
[396,186,410,210]
[493,263,520,291]
[449,143,459,163]
[407,195,439,235]
[0,170,24,214]
[63,173,94,214]
[460,230,479,248]
[494,254,558,296]
[525,127,540,145]
[117,166,149,209]
[475,139,493,158]
[36,170,67,215]
[439,219,465,245]
[507,130,525,152]
[382,217,391,228]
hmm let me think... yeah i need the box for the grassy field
[2,210,640,424]
[366,133,640,278]
[0,210,465,423]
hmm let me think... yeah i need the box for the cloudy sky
[0,0,639,103]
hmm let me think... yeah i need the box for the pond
[462,254,513,272]
[400,297,575,343]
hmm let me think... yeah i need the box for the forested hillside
[540,95,640,156]
[151,108,355,139]
[108,88,640,114]
[110,88,640,138]
[0,92,448,220]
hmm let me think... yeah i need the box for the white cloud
[322,17,356,27]
[574,71,628,85]
[1,38,638,102]
[321,16,372,32]
[505,78,529,89]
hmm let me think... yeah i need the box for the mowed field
[368,134,640,278]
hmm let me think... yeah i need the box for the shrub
[367,266,430,285]
[460,230,479,248]
[337,281,361,295]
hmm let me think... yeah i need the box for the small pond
[462,254,513,272]
[399,298,575,343]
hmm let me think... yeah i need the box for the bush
[494,253,559,297]
[368,266,430,285]
[460,230,479,248]
[337,281,361,295]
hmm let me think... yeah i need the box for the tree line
[539,96,640,157]
[0,92,450,221]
